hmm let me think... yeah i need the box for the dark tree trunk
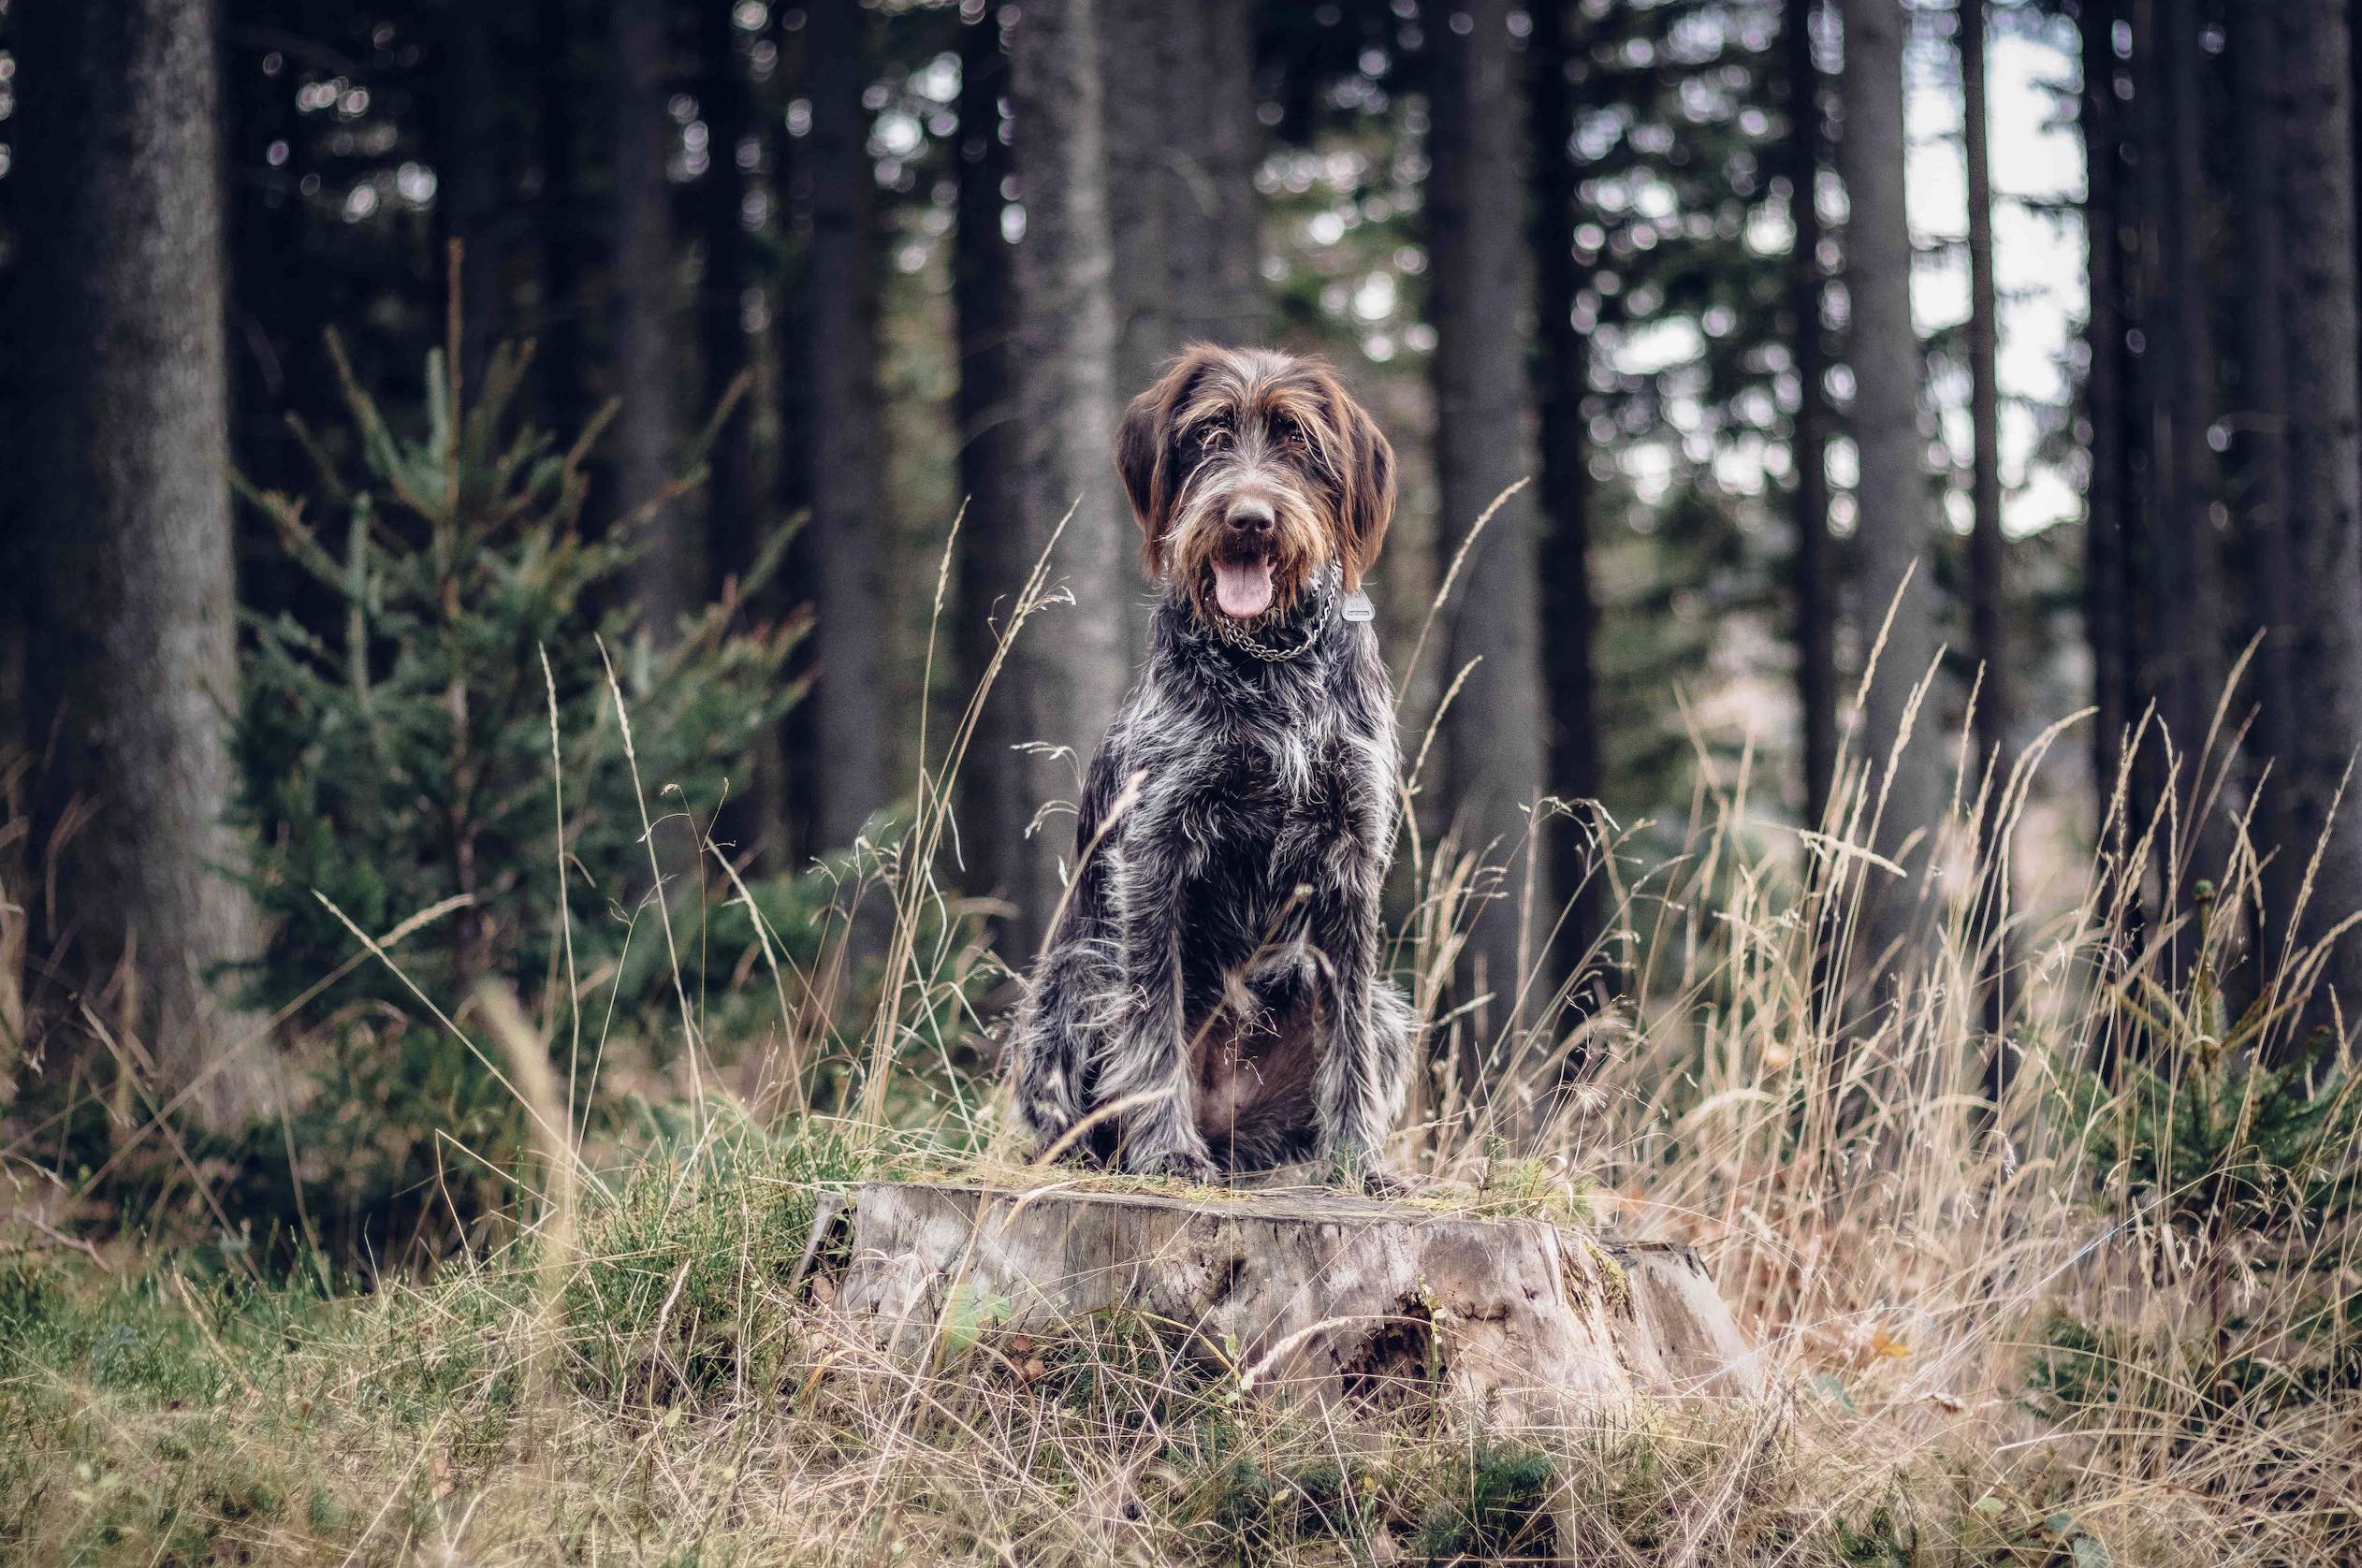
[1526,0,1604,1004]
[1961,0,2014,1081]
[770,7,820,865]
[2079,0,2132,840]
[1786,0,1837,835]
[2116,0,2169,893]
[2230,1,2298,966]
[15,0,265,1122]
[2135,0,2229,930]
[1961,0,2008,797]
[999,0,1130,957]
[1424,0,1551,1068]
[2273,0,2362,1025]
[439,2,508,390]
[1837,0,1947,979]
[537,0,589,440]
[805,0,891,850]
[697,0,757,603]
[953,1,1028,912]
[608,0,693,635]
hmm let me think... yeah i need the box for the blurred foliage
[2034,893,2362,1446]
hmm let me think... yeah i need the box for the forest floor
[5,1070,2356,1567]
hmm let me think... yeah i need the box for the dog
[1013,344,1416,1189]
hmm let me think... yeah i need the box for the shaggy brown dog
[1013,345,1415,1187]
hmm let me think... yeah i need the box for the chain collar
[1202,566,1340,662]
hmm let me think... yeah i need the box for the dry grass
[2,537,2358,1565]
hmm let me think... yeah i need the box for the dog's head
[1115,345,1395,623]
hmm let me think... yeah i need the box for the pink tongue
[1213,559,1275,619]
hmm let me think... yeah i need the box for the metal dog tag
[1341,590,1376,623]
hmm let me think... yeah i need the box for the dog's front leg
[1093,816,1220,1183]
[1308,732,1413,1193]
[1307,873,1409,1192]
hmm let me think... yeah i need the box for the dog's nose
[1227,499,1276,533]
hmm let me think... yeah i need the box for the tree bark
[536,0,590,441]
[440,2,509,391]
[1424,0,1551,1070]
[1786,0,1838,835]
[697,0,758,604]
[608,0,694,637]
[1101,0,1263,661]
[1960,0,2015,1081]
[1836,0,1947,979]
[1102,0,1262,398]
[2079,0,2132,844]
[2230,2,2298,967]
[805,0,891,850]
[771,7,821,865]
[953,1,1028,914]
[2273,1,2362,1024]
[1526,0,1604,1005]
[2150,0,2227,877]
[999,0,1131,956]
[15,0,265,1123]
[1961,0,2007,802]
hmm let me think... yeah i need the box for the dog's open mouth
[1211,552,1276,619]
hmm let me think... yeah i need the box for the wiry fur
[1013,346,1416,1186]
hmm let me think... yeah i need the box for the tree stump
[814,1180,1761,1428]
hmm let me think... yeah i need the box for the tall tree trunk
[608,0,693,636]
[2079,0,2131,841]
[2230,1,2298,966]
[1424,0,1551,1067]
[953,1,1028,911]
[537,0,589,440]
[1526,0,1603,1004]
[1100,0,1262,661]
[2152,0,2226,863]
[697,0,757,603]
[1154,0,1264,350]
[1837,0,1947,979]
[770,7,820,864]
[805,0,891,850]
[15,0,265,1123]
[1961,0,2013,1080]
[1961,0,2007,797]
[440,2,508,390]
[2274,0,2362,1024]
[999,0,1130,957]
[1786,0,1837,835]
[1102,0,1262,394]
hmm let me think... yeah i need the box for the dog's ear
[1323,372,1395,589]
[1115,349,1208,579]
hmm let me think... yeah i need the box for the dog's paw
[1126,1144,1225,1187]
[1323,1149,1424,1198]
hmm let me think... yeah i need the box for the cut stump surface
[818,1179,1761,1427]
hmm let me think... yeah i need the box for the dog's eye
[1273,420,1307,453]
[1199,422,1232,452]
